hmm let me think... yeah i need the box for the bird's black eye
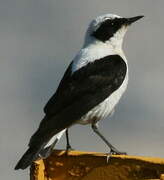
[92,18,123,42]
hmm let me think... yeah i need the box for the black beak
[126,15,144,25]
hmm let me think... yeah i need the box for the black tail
[15,115,62,170]
[15,130,56,170]
[15,118,49,170]
[14,146,42,170]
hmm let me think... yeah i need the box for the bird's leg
[91,123,126,155]
[65,129,74,151]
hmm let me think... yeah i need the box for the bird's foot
[66,145,74,151]
[64,145,74,155]
[110,148,127,155]
[106,149,127,163]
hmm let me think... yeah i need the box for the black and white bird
[15,14,143,170]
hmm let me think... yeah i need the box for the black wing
[39,54,127,134]
[43,61,73,116]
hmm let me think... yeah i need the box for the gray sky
[0,0,164,179]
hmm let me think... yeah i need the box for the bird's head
[84,14,144,49]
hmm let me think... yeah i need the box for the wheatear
[15,14,143,170]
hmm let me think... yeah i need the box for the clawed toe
[110,149,127,155]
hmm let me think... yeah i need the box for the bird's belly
[77,74,128,125]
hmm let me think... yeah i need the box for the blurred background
[0,0,164,179]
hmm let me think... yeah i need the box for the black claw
[110,148,127,155]
[66,145,74,151]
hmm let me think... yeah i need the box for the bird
[15,14,143,170]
